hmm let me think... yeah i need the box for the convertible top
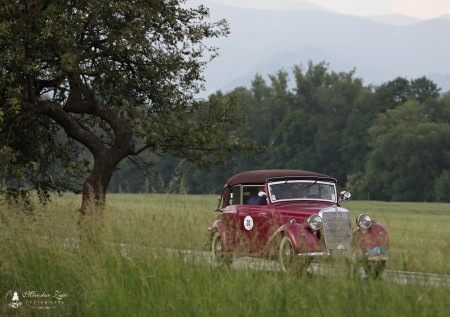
[226,169,336,187]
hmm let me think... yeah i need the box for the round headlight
[356,213,372,230]
[307,215,323,231]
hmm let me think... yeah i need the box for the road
[116,242,450,288]
[46,237,450,288]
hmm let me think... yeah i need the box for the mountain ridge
[193,1,450,96]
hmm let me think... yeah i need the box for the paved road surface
[116,242,450,288]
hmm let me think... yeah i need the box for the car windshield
[268,180,336,203]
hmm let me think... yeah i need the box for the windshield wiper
[303,180,318,188]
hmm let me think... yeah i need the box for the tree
[433,170,450,202]
[361,102,450,201]
[270,63,364,182]
[0,0,253,211]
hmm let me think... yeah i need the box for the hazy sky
[209,0,450,19]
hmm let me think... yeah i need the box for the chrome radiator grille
[320,208,353,252]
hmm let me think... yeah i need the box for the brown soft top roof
[226,169,336,187]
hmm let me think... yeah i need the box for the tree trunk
[77,145,132,244]
[80,157,115,212]
[80,140,134,213]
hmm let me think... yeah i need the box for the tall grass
[0,194,449,316]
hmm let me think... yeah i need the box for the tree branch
[15,100,105,157]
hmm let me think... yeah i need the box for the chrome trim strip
[297,251,330,257]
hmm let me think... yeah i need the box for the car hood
[271,202,350,227]
[272,201,336,214]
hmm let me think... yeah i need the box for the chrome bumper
[296,248,389,261]
[297,251,330,257]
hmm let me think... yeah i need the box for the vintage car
[208,169,389,277]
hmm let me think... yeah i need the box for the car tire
[363,260,386,278]
[278,235,295,272]
[211,231,232,266]
[278,235,311,274]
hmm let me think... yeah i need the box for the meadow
[1,194,449,316]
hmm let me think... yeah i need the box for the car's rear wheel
[363,260,386,278]
[211,231,232,266]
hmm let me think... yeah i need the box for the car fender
[353,223,389,255]
[267,223,320,253]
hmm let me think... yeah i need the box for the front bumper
[296,246,389,261]
[297,251,329,257]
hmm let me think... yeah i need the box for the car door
[236,204,273,254]
[222,184,273,254]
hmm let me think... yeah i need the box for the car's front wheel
[278,235,295,271]
[278,235,311,274]
[211,231,232,266]
[363,260,386,278]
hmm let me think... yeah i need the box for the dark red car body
[209,170,389,276]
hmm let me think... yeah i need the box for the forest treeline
[110,62,450,202]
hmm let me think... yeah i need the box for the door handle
[259,212,270,217]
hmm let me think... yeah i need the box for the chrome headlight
[307,215,323,231]
[356,213,372,230]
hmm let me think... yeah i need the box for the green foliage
[361,102,450,201]
[0,0,256,208]
[433,170,450,202]
[1,0,448,204]
[168,63,449,201]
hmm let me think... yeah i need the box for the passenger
[256,188,267,205]
[248,187,267,205]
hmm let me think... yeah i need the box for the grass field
[1,194,449,316]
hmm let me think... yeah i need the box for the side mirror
[339,191,351,201]
[215,196,222,212]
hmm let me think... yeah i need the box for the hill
[194,1,450,96]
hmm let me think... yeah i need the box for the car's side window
[230,185,267,205]
[230,185,241,205]
[243,185,266,205]
[243,185,257,205]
